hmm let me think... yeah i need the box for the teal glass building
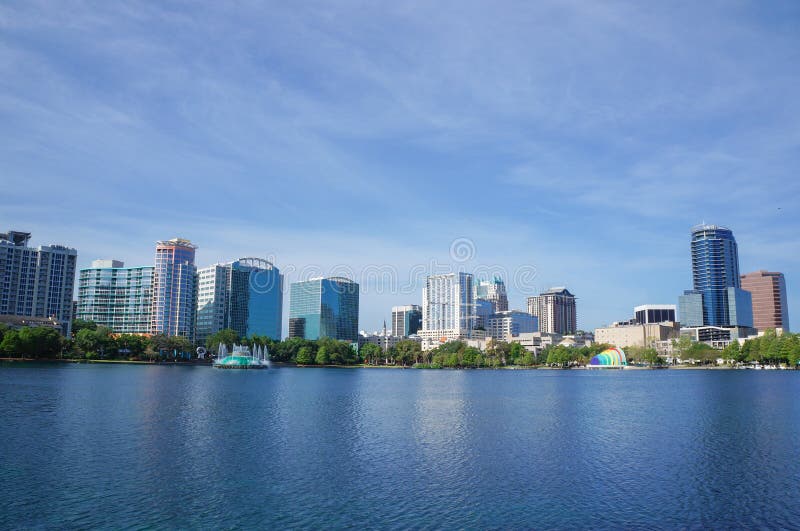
[288,277,359,341]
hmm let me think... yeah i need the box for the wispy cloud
[1,0,799,331]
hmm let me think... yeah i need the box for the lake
[1,364,799,529]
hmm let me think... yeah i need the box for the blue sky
[2,1,799,333]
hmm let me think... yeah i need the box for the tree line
[5,320,798,368]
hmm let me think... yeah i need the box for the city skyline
[3,227,795,336]
[2,2,798,332]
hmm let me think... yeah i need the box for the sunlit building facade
[419,272,474,349]
[151,238,197,339]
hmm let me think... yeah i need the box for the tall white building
[527,287,577,335]
[420,272,474,350]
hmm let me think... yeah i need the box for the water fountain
[212,342,269,369]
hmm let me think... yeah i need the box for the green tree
[508,343,526,365]
[395,340,422,365]
[296,346,313,365]
[206,328,240,354]
[149,333,171,357]
[520,352,535,366]
[74,326,114,358]
[0,329,22,357]
[115,334,148,358]
[721,341,740,363]
[167,335,193,358]
[71,319,97,337]
[360,343,382,365]
[641,347,660,365]
[315,346,330,365]
[0,327,63,358]
[462,346,481,367]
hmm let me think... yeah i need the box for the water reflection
[2,365,800,529]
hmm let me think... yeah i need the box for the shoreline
[2,358,792,371]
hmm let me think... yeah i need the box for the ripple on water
[1,366,800,528]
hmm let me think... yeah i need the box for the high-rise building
[391,304,422,337]
[727,286,753,328]
[634,305,677,324]
[418,272,474,349]
[689,224,752,327]
[0,230,77,336]
[475,277,509,312]
[77,260,154,334]
[678,290,704,327]
[527,287,576,335]
[151,238,197,339]
[486,310,537,341]
[740,270,790,332]
[288,277,359,341]
[474,299,494,330]
[196,258,283,343]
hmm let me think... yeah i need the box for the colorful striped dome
[589,347,627,366]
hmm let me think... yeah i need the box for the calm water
[1,364,799,529]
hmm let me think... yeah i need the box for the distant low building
[634,305,676,324]
[359,327,420,352]
[0,314,62,331]
[680,325,754,345]
[511,331,563,357]
[486,310,537,342]
[594,322,680,348]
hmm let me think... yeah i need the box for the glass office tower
[690,224,750,327]
[288,277,359,341]
[196,258,283,343]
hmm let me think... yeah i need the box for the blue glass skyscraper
[689,224,751,327]
[288,277,359,342]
